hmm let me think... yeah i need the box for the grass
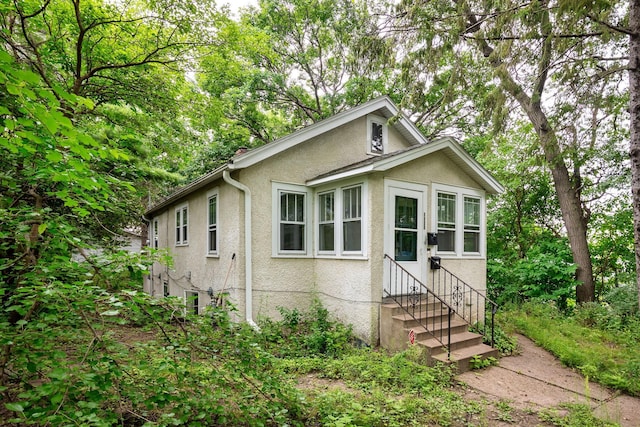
[497,301,640,396]
[2,294,629,426]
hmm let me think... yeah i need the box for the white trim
[432,183,486,258]
[174,203,189,246]
[272,182,312,257]
[306,137,503,195]
[229,96,406,170]
[206,188,219,257]
[366,114,388,155]
[184,290,199,315]
[383,179,428,295]
[314,180,368,258]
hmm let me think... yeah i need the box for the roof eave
[145,164,228,217]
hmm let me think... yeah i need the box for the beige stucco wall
[144,181,245,318]
[144,115,492,345]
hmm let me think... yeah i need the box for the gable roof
[306,136,503,194]
[145,96,502,217]
[228,96,425,170]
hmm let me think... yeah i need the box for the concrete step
[403,318,469,340]
[391,310,460,328]
[381,300,443,316]
[418,331,483,355]
[429,343,499,373]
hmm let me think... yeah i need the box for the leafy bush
[488,238,578,309]
[259,299,354,358]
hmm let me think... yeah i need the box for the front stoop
[380,300,499,373]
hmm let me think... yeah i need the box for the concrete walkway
[457,335,640,427]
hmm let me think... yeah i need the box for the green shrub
[259,299,354,358]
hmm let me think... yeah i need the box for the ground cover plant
[498,292,640,397]
[2,290,620,426]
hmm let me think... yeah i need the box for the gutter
[222,170,259,330]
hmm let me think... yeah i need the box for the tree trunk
[629,0,640,311]
[465,14,596,302]
[523,105,595,303]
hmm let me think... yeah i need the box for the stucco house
[144,96,502,366]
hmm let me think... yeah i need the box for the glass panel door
[394,196,418,261]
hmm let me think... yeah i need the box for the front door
[384,180,427,296]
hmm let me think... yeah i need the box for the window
[464,196,481,253]
[274,184,308,254]
[318,191,335,252]
[153,219,159,248]
[342,186,362,252]
[175,204,188,245]
[207,192,218,255]
[367,115,387,155]
[184,291,199,315]
[433,185,484,256]
[316,183,366,257]
[163,279,169,297]
[437,193,456,252]
[395,195,418,261]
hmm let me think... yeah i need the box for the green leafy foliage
[500,302,640,396]
[259,299,355,358]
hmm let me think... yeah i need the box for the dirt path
[457,334,640,426]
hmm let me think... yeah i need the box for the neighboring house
[144,96,502,351]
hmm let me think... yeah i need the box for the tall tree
[0,0,224,207]
[192,0,396,172]
[394,0,629,303]
[631,0,640,310]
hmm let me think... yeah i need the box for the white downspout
[223,170,259,330]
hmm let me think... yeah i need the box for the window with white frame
[437,193,456,252]
[184,290,199,315]
[367,115,387,155]
[207,192,218,255]
[434,185,484,256]
[316,183,366,256]
[175,204,188,245]
[463,196,481,253]
[342,185,362,252]
[274,184,310,255]
[153,218,159,248]
[318,191,335,252]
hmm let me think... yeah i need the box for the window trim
[152,218,159,249]
[272,182,312,257]
[366,114,388,155]
[317,189,336,254]
[207,189,219,257]
[184,290,199,315]
[432,184,485,258]
[175,203,189,246]
[314,180,368,258]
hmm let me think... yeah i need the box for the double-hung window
[437,193,456,252]
[152,219,159,248]
[184,290,199,315]
[434,185,484,256]
[318,191,335,252]
[342,186,362,252]
[207,191,218,255]
[316,183,366,257]
[175,204,188,246]
[274,183,310,255]
[463,197,481,253]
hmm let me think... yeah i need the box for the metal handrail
[384,254,452,360]
[429,259,498,347]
